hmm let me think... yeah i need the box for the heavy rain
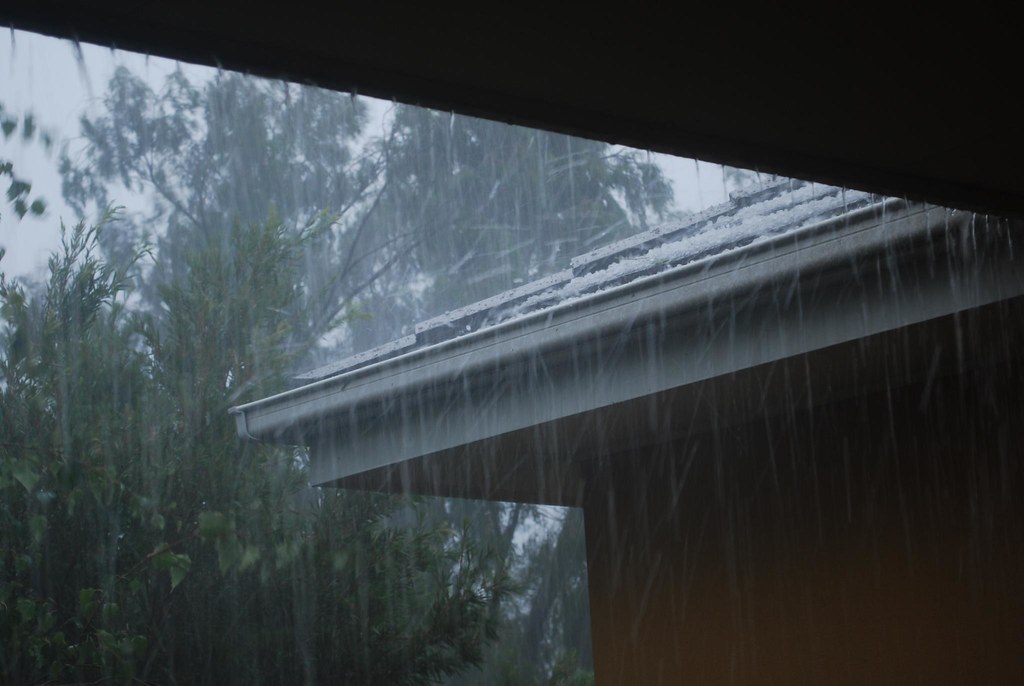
[2,25,1022,686]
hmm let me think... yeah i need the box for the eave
[2,8,1020,217]
[230,197,1023,502]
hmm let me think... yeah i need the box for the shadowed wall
[583,327,1024,684]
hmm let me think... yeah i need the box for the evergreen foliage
[0,219,512,684]
[2,62,678,684]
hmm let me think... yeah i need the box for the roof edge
[230,199,1016,447]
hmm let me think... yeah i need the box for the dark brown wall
[582,351,1024,684]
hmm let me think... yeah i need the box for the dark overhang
[2,6,1021,217]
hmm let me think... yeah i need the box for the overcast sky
[1,28,731,280]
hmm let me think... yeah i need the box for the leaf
[6,179,29,202]
[30,199,45,216]
[151,545,191,589]
[21,114,35,141]
[96,629,116,649]
[129,634,148,656]
[11,461,39,493]
[1,118,15,139]
[239,545,261,571]
[78,588,99,616]
[29,514,47,544]
[169,561,189,590]
[216,538,242,573]
[198,510,232,539]
[16,597,37,622]
[101,601,120,624]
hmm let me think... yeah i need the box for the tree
[60,68,675,355]
[346,106,674,349]
[60,68,391,358]
[0,215,513,684]
[54,64,680,683]
[723,165,776,197]
[438,503,594,686]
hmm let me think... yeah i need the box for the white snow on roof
[298,180,879,382]
[515,183,871,312]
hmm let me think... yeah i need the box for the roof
[296,180,873,383]
[230,183,1023,501]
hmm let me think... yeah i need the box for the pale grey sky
[1,29,216,278]
[1,28,730,280]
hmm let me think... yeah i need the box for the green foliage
[0,103,50,221]
[59,69,675,355]
[441,504,593,685]
[59,68,380,341]
[547,652,594,686]
[39,64,673,683]
[0,216,513,684]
